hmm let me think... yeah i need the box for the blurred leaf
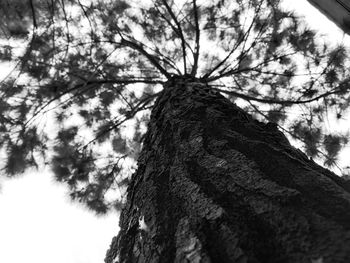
[112,137,128,154]
[0,45,12,60]
[5,145,26,175]
[292,121,321,157]
[57,126,78,143]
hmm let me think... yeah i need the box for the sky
[0,170,119,263]
[0,1,349,263]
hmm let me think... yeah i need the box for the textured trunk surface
[105,76,350,263]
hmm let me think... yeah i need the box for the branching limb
[29,0,37,28]
[207,51,299,82]
[77,0,94,40]
[161,0,188,74]
[121,38,171,78]
[24,78,163,128]
[125,36,181,75]
[214,85,344,106]
[191,0,200,77]
[154,4,194,66]
[203,1,263,79]
[82,92,160,149]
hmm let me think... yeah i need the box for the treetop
[1,0,349,213]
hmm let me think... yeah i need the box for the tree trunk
[105,76,350,263]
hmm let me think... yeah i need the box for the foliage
[0,0,350,213]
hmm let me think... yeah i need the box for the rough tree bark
[105,76,350,263]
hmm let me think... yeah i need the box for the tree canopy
[0,0,350,214]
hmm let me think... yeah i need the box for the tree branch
[206,51,299,82]
[191,0,200,77]
[121,38,171,79]
[125,36,181,75]
[24,77,163,128]
[29,0,37,28]
[82,92,160,149]
[161,0,187,74]
[214,86,342,106]
[203,1,265,80]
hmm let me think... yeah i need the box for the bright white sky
[0,170,119,263]
[0,2,349,263]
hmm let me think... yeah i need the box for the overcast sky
[0,1,349,263]
[0,170,119,263]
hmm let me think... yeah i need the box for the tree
[105,75,350,263]
[1,0,350,261]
